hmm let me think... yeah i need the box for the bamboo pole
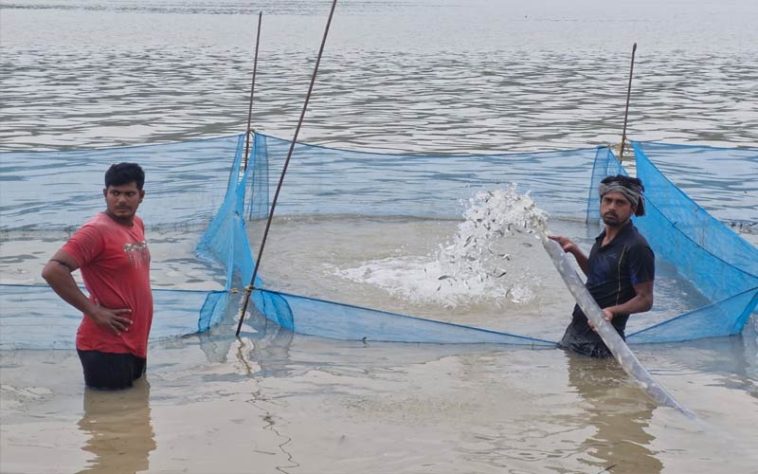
[619,43,637,161]
[236,0,339,336]
[243,11,263,171]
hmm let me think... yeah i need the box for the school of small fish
[334,185,549,307]
[431,185,548,302]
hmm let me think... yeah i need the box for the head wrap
[599,175,645,216]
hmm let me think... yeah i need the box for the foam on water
[334,186,549,307]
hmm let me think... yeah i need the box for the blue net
[198,132,601,344]
[199,132,756,345]
[2,133,755,349]
[1,136,242,231]
[632,142,758,235]
[247,133,596,220]
[251,288,554,346]
[587,142,757,343]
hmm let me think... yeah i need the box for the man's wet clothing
[559,222,655,358]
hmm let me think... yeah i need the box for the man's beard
[602,212,627,227]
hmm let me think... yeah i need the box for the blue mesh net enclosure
[198,132,757,345]
[587,142,757,343]
[626,142,758,343]
[2,133,755,349]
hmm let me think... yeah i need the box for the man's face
[600,191,634,227]
[104,182,144,223]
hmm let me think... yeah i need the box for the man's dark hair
[105,163,145,190]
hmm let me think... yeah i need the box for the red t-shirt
[62,212,153,357]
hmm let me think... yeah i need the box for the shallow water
[251,215,710,340]
[3,210,755,472]
[2,324,757,473]
[1,0,757,472]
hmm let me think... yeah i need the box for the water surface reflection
[565,352,662,474]
[77,380,155,474]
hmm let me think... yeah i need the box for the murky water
[1,1,757,472]
[251,212,710,341]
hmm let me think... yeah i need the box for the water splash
[334,185,549,307]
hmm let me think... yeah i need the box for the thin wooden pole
[243,12,263,171]
[619,43,637,161]
[236,0,339,336]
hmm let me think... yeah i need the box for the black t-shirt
[559,221,655,357]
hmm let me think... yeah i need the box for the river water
[1,1,757,473]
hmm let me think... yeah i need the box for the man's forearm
[606,293,653,317]
[42,264,95,315]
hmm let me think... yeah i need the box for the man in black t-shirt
[549,175,655,358]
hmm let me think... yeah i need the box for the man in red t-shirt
[42,163,153,390]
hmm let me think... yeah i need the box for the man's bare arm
[41,250,132,334]
[548,235,589,276]
[601,280,654,321]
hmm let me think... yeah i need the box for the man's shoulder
[628,223,651,245]
[80,213,112,231]
[626,223,654,260]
